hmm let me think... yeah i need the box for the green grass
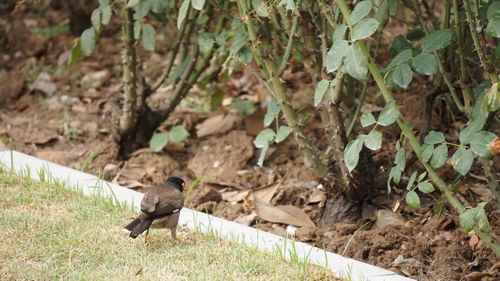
[0,170,336,281]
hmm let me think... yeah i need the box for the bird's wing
[140,187,183,217]
[140,194,160,213]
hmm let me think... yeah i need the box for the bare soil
[0,4,498,281]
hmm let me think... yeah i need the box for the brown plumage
[124,177,184,243]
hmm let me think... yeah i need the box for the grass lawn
[0,169,337,281]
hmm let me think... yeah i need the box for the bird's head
[165,177,185,192]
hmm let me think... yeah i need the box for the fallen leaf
[307,189,326,205]
[470,185,493,202]
[487,138,499,154]
[221,190,250,203]
[196,114,240,138]
[234,211,257,226]
[374,209,405,230]
[489,261,500,272]
[469,233,480,251]
[120,180,146,189]
[465,271,493,281]
[253,180,283,204]
[254,198,315,227]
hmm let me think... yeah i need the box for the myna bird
[123,177,185,244]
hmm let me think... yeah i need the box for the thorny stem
[336,0,500,256]
[119,8,138,136]
[279,0,301,73]
[462,0,499,83]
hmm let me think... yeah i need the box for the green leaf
[350,0,372,25]
[276,126,292,143]
[360,113,376,127]
[406,29,425,41]
[253,0,269,17]
[420,143,434,162]
[460,119,485,144]
[279,0,295,11]
[314,79,330,106]
[91,9,101,31]
[387,166,401,193]
[422,30,453,52]
[326,39,349,73]
[377,101,400,126]
[406,171,418,190]
[430,143,448,169]
[264,99,281,126]
[364,130,382,150]
[100,5,111,25]
[134,0,151,19]
[257,143,269,167]
[141,23,156,51]
[411,52,438,75]
[150,133,169,152]
[424,130,445,144]
[166,56,191,84]
[191,0,206,10]
[386,49,413,70]
[470,131,496,157]
[459,202,491,233]
[177,0,191,29]
[389,35,412,56]
[344,44,368,81]
[134,21,142,40]
[486,16,500,37]
[233,99,255,115]
[395,147,406,171]
[374,0,389,31]
[406,191,420,210]
[449,146,474,176]
[417,182,435,194]
[392,63,413,88]
[127,0,140,7]
[197,32,215,53]
[332,25,348,42]
[417,171,427,182]
[170,125,190,143]
[80,27,96,55]
[352,18,379,41]
[344,137,364,172]
[68,39,82,67]
[254,129,276,148]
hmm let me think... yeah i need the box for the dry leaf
[470,185,493,202]
[393,200,401,212]
[374,210,405,230]
[465,272,493,281]
[221,190,250,203]
[234,211,257,226]
[119,180,146,189]
[253,180,282,204]
[487,138,500,154]
[254,198,315,227]
[469,233,480,251]
[307,189,326,205]
[196,114,240,138]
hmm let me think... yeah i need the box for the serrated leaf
[276,126,292,143]
[406,190,420,209]
[177,0,191,29]
[430,143,448,168]
[344,44,368,81]
[264,99,281,126]
[386,49,413,70]
[392,63,413,88]
[377,101,400,126]
[418,182,435,194]
[170,125,190,142]
[233,99,255,115]
[254,129,276,148]
[364,130,382,150]
[420,143,434,162]
[344,137,364,172]
[332,25,348,42]
[411,52,438,75]
[350,1,372,25]
[191,0,206,10]
[80,27,96,55]
[326,39,349,73]
[422,30,453,52]
[141,23,156,51]
[470,131,497,157]
[449,146,474,176]
[352,18,379,41]
[68,39,82,67]
[314,79,330,106]
[149,133,169,152]
[424,130,445,144]
[406,171,418,190]
[360,113,376,127]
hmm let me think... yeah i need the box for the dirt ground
[0,4,499,281]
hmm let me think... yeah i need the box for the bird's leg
[171,228,180,242]
[144,229,149,245]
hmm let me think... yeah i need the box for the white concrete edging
[0,149,414,281]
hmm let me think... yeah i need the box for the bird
[123,177,185,244]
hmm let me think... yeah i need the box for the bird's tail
[124,218,153,238]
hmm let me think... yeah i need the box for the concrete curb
[0,149,415,281]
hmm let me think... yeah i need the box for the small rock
[81,70,109,89]
[286,225,299,236]
[104,163,118,174]
[46,96,64,111]
[374,210,405,230]
[30,72,57,96]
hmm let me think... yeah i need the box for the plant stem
[279,0,301,73]
[336,0,500,256]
